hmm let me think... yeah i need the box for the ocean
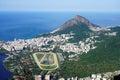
[0,12,120,80]
[0,12,120,41]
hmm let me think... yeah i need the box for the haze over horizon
[0,0,120,12]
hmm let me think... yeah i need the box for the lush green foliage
[54,23,92,42]
[111,26,120,36]
[60,36,120,78]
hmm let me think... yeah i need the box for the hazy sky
[0,0,120,12]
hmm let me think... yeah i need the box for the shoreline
[0,54,13,80]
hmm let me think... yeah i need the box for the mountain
[49,15,120,78]
[49,15,104,43]
[52,15,100,33]
[2,15,120,79]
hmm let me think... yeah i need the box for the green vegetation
[43,54,54,65]
[41,65,57,70]
[4,50,42,80]
[33,52,59,71]
[60,36,120,78]
[36,54,44,60]
[111,26,120,36]
[0,48,9,54]
[2,18,120,79]
[56,54,61,67]
[54,23,92,43]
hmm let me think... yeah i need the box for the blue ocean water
[0,12,120,41]
[0,55,13,80]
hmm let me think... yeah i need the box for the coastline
[0,12,120,79]
[0,12,120,41]
[0,54,13,80]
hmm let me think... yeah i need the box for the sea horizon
[0,11,120,41]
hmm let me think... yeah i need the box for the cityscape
[0,0,120,80]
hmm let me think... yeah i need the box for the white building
[45,75,50,80]
[35,75,42,80]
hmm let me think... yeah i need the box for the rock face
[51,15,101,33]
[59,15,95,31]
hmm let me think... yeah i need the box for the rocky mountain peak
[51,15,101,33]
[58,15,95,31]
[74,15,91,25]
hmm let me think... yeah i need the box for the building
[45,75,50,80]
[35,75,42,80]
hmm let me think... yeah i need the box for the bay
[0,55,13,80]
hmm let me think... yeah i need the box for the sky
[0,0,120,12]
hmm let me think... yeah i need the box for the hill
[49,15,120,78]
[54,15,98,32]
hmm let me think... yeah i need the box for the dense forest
[59,36,120,78]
